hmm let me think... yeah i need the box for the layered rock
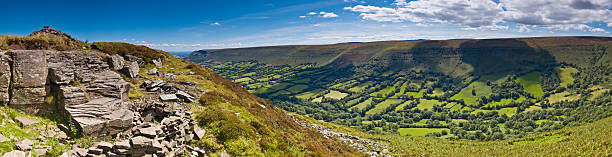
[2,50,134,138]
[47,51,133,138]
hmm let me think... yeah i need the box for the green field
[395,100,414,111]
[295,89,325,99]
[548,91,580,103]
[517,72,544,98]
[398,128,450,136]
[557,67,578,87]
[325,90,349,100]
[351,97,373,110]
[366,99,404,114]
[286,85,309,93]
[416,99,442,110]
[451,81,492,105]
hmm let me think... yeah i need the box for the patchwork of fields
[200,59,611,140]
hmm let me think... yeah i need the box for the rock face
[2,50,135,138]
[47,51,133,138]
[9,50,50,114]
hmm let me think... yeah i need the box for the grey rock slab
[88,147,104,155]
[146,68,157,75]
[16,138,34,150]
[97,141,113,152]
[159,94,178,101]
[138,127,157,138]
[175,91,195,103]
[194,125,205,140]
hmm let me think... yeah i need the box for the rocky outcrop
[47,51,133,138]
[1,50,135,138]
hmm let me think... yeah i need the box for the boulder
[2,150,27,157]
[14,117,40,127]
[152,59,162,67]
[176,91,195,103]
[112,140,131,155]
[146,68,157,75]
[121,62,139,78]
[130,136,153,156]
[194,125,206,140]
[125,55,145,68]
[16,138,33,150]
[108,54,125,71]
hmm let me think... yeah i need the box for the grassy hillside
[297,109,612,156]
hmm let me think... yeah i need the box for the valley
[187,37,612,141]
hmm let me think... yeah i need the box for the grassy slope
[187,37,612,71]
[95,43,362,156]
[299,112,612,156]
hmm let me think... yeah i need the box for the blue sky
[1,0,611,51]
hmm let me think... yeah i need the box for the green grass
[234,77,253,83]
[547,91,580,103]
[348,81,374,93]
[416,99,441,110]
[324,90,349,100]
[450,81,492,105]
[295,89,325,100]
[366,99,404,115]
[517,72,544,98]
[351,97,373,110]
[286,85,309,94]
[395,100,414,111]
[557,67,578,87]
[398,128,450,136]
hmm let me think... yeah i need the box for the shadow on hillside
[407,39,557,80]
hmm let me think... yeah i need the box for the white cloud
[211,22,221,26]
[320,12,339,18]
[345,0,612,32]
[301,11,339,19]
[519,25,531,32]
[538,24,610,33]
